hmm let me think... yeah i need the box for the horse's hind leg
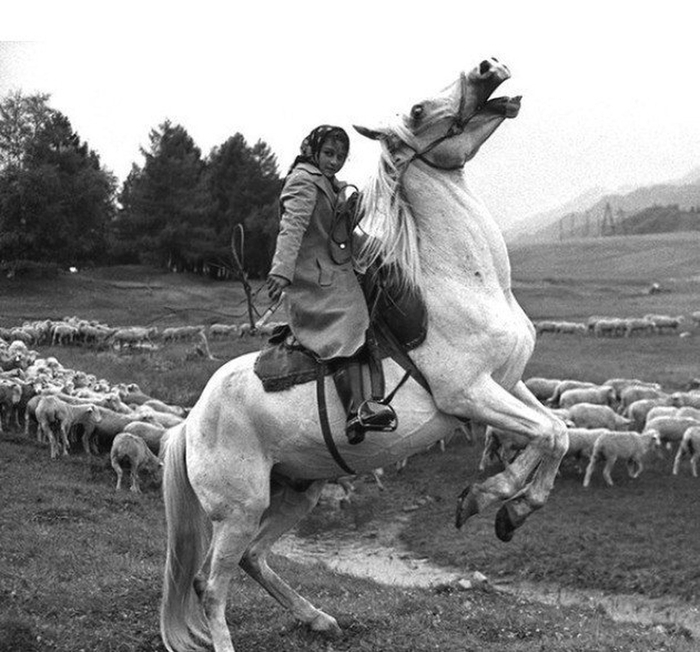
[239,479,342,636]
[194,494,270,652]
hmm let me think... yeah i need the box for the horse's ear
[353,124,386,141]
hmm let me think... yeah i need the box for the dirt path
[276,511,700,638]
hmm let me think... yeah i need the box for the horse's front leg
[239,479,342,636]
[442,377,568,540]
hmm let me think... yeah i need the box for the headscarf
[286,124,350,176]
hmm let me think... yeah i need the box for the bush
[0,259,59,279]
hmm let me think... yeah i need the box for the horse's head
[355,58,520,169]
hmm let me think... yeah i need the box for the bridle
[400,75,482,172]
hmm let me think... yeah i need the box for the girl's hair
[286,125,349,176]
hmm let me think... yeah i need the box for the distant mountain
[505,167,700,244]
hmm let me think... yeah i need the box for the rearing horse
[160,57,569,652]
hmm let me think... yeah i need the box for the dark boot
[333,362,397,445]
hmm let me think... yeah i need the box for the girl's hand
[266,275,290,301]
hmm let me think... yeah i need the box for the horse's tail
[160,422,212,652]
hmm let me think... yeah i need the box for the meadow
[1,232,699,651]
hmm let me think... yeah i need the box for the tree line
[0,91,283,278]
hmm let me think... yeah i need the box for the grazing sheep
[678,406,700,421]
[524,377,561,403]
[567,403,633,431]
[644,314,685,334]
[583,430,661,487]
[559,385,617,410]
[623,317,656,337]
[593,318,626,338]
[672,426,700,477]
[110,432,163,493]
[141,398,187,418]
[644,405,680,426]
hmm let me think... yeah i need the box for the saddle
[253,263,429,395]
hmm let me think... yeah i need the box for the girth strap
[316,362,356,475]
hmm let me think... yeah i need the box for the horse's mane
[355,124,422,291]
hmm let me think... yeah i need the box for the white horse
[160,57,569,652]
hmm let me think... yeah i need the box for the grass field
[1,233,699,651]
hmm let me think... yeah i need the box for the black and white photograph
[1,3,699,651]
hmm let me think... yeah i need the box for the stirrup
[350,400,398,432]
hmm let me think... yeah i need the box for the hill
[506,171,700,244]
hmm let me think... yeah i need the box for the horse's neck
[405,165,512,290]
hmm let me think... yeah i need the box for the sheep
[623,317,656,337]
[0,380,22,431]
[567,403,633,431]
[80,406,158,456]
[51,323,79,346]
[111,326,158,350]
[644,405,680,426]
[35,395,103,459]
[141,398,187,418]
[593,318,626,337]
[644,314,685,334]
[548,379,598,406]
[691,311,700,327]
[643,416,700,448]
[670,391,700,410]
[110,432,163,493]
[623,396,675,432]
[131,405,184,429]
[524,377,561,403]
[583,430,661,487]
[603,378,662,401]
[563,427,608,470]
[209,323,239,339]
[678,406,700,421]
[672,425,700,477]
[618,385,669,414]
[122,420,167,454]
[559,385,617,410]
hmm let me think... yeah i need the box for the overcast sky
[2,2,699,229]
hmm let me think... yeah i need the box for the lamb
[603,378,662,401]
[209,323,239,339]
[567,403,633,431]
[35,395,103,459]
[559,385,617,410]
[110,432,163,493]
[644,405,680,426]
[583,430,661,488]
[672,426,700,477]
[623,317,656,337]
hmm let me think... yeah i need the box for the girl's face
[317,138,348,178]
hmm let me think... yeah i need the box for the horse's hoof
[455,485,479,529]
[309,612,342,638]
[495,503,527,542]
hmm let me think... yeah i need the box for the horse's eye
[410,104,424,120]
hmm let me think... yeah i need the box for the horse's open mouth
[482,95,522,119]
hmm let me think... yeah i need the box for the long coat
[269,162,369,360]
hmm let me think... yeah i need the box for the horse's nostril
[479,60,491,75]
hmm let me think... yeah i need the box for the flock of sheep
[2,312,699,498]
[534,311,700,337]
[0,316,276,353]
[0,337,184,493]
[481,375,700,486]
